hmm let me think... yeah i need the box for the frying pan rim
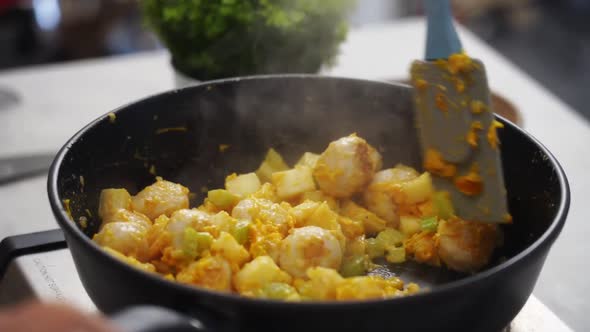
[47,74,569,309]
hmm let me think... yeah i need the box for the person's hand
[0,301,118,332]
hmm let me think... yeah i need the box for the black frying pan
[47,75,569,332]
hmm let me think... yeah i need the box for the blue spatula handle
[424,0,463,60]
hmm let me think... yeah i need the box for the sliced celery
[366,238,385,259]
[258,282,298,300]
[376,228,405,247]
[421,216,439,232]
[385,246,406,264]
[183,228,213,259]
[231,220,251,245]
[182,228,200,259]
[340,255,368,277]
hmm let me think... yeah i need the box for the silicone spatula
[411,0,510,224]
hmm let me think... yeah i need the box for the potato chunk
[256,148,289,183]
[295,152,320,169]
[225,173,261,198]
[272,166,316,200]
[396,173,434,205]
[294,267,344,300]
[234,256,292,295]
[399,216,421,236]
[98,188,131,221]
[341,200,386,235]
[211,232,251,268]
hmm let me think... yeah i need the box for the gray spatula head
[411,58,511,224]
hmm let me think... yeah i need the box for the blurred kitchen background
[0,0,588,117]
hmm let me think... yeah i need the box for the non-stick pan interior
[56,75,563,289]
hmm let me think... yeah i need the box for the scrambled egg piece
[176,256,232,291]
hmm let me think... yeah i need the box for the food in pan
[92,134,500,301]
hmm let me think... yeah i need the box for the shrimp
[93,222,149,260]
[101,209,152,231]
[131,178,189,220]
[437,218,498,273]
[278,226,342,278]
[313,134,382,198]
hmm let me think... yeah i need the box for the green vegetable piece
[433,191,455,219]
[259,282,298,300]
[208,189,239,209]
[183,228,214,259]
[231,220,251,245]
[376,228,405,247]
[366,238,385,259]
[340,255,368,277]
[182,228,200,259]
[421,216,439,232]
[385,246,406,264]
[195,232,213,251]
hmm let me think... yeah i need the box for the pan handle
[110,305,234,332]
[0,229,67,279]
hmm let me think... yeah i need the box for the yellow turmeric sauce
[149,165,157,176]
[219,144,231,152]
[466,121,484,148]
[423,149,456,178]
[447,53,475,74]
[78,216,88,229]
[435,93,448,112]
[155,127,188,135]
[62,199,73,221]
[470,100,487,114]
[451,77,465,93]
[454,165,483,196]
[487,121,504,149]
[414,78,428,90]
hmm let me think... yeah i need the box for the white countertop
[0,17,587,330]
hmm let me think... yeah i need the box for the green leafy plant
[141,0,355,80]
